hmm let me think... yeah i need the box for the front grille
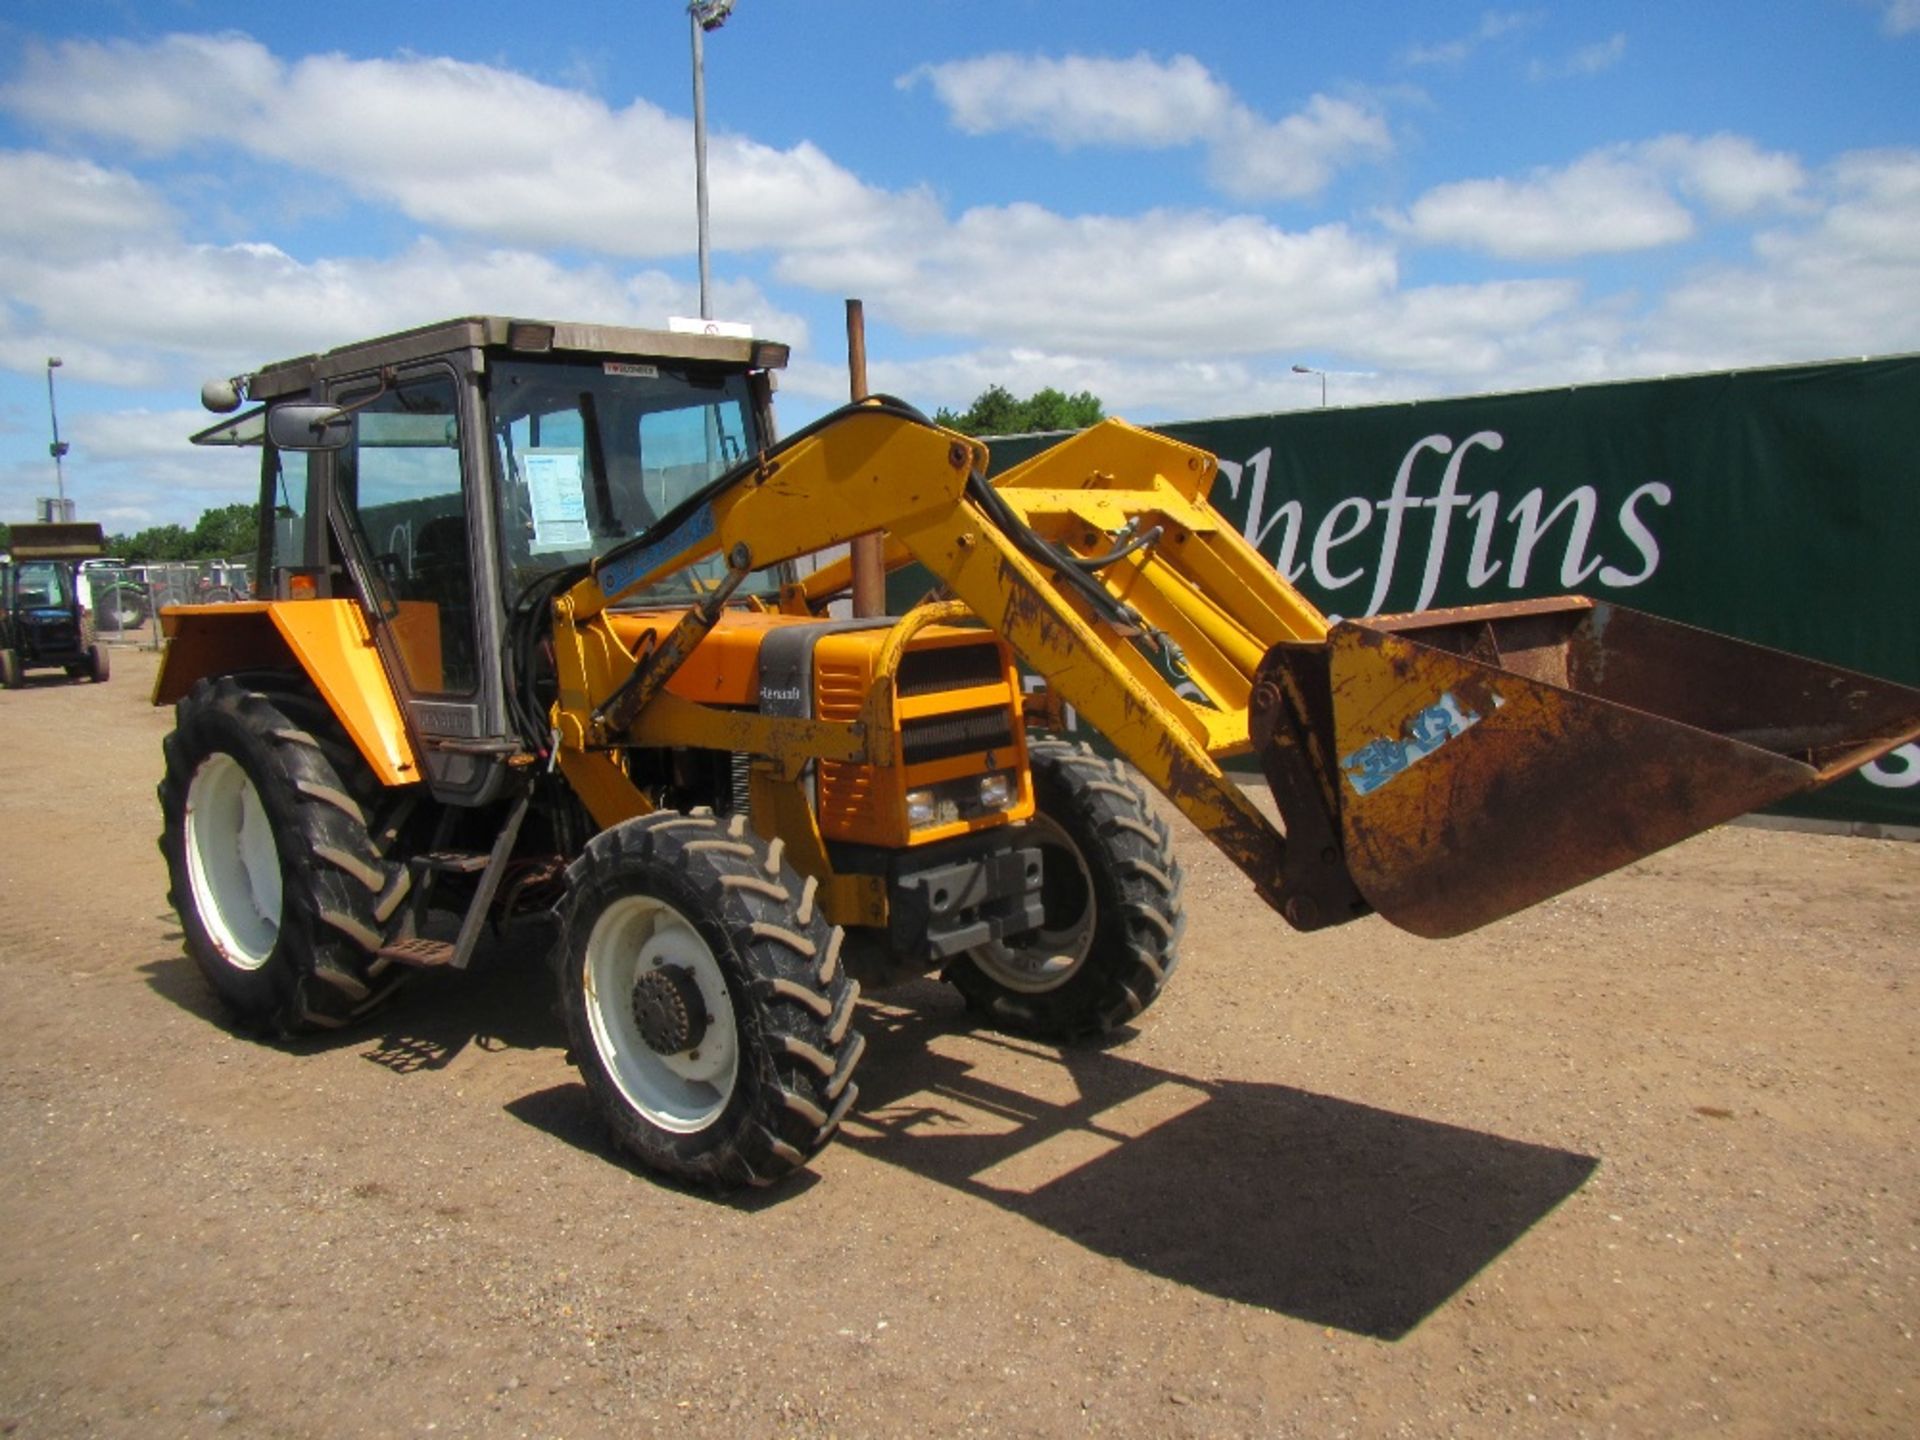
[897,642,1005,697]
[901,706,1016,765]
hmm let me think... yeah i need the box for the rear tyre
[557,810,862,1189]
[87,644,109,683]
[0,649,19,689]
[99,585,148,631]
[158,674,412,1035]
[945,739,1185,1040]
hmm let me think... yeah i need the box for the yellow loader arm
[552,399,1920,939]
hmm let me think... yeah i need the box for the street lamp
[688,0,736,321]
[1291,363,1326,408]
[45,356,69,505]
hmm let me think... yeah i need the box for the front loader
[154,317,1920,1188]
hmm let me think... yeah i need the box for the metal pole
[690,11,714,320]
[846,299,886,618]
[1291,363,1326,408]
[46,356,67,504]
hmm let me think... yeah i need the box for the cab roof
[246,316,789,401]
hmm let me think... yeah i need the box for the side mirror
[266,403,352,451]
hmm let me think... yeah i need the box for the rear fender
[152,600,419,786]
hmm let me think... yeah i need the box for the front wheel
[557,810,863,1189]
[944,739,1185,1039]
[0,649,20,689]
[158,675,413,1034]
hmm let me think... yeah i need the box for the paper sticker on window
[524,448,590,553]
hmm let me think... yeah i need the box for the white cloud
[0,151,175,259]
[1650,148,1920,361]
[0,34,278,155]
[1641,133,1809,215]
[1387,134,1806,259]
[903,51,1390,201]
[777,204,1398,358]
[1209,95,1393,202]
[899,52,1235,148]
[1389,153,1693,260]
[1879,1,1920,34]
[0,33,931,260]
[1528,33,1628,82]
[1402,11,1544,68]
[0,235,808,387]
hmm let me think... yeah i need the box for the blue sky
[1,0,1916,534]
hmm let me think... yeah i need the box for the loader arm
[548,399,1920,938]
[548,401,1322,918]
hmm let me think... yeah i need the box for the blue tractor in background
[1,522,111,688]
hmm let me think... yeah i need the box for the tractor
[2,522,111,688]
[153,317,1920,1187]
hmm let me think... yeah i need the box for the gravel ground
[0,644,1914,1438]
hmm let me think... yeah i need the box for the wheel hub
[631,964,709,1055]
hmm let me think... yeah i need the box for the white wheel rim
[583,894,739,1134]
[184,752,282,971]
[969,813,1096,994]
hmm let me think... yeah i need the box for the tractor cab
[175,316,792,802]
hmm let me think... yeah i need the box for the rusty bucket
[1254,597,1920,940]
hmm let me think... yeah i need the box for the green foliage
[935,385,1105,437]
[108,504,259,563]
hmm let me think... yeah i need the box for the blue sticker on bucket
[1341,691,1494,796]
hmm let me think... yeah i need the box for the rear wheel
[158,674,413,1035]
[1,649,21,688]
[557,810,862,1188]
[88,643,110,683]
[98,585,148,631]
[945,739,1185,1039]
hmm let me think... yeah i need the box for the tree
[190,503,260,559]
[935,385,1105,437]
[106,504,260,563]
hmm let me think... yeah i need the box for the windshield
[9,561,72,610]
[489,356,766,605]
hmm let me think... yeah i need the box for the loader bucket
[1256,598,1920,940]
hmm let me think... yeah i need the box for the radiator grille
[901,706,1016,765]
[897,642,1005,697]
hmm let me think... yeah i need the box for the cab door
[327,363,510,802]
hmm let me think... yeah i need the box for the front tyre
[945,739,1185,1040]
[158,674,412,1035]
[557,811,862,1189]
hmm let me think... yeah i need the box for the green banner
[983,356,1920,829]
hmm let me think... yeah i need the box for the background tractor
[2,522,111,688]
[153,317,1920,1188]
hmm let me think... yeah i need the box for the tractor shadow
[139,915,563,1072]
[836,983,1598,1340]
[141,941,1596,1322]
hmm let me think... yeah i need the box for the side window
[263,449,312,585]
[335,372,476,695]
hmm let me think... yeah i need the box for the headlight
[906,789,939,829]
[977,771,1015,810]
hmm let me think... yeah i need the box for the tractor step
[412,850,491,874]
[376,937,459,969]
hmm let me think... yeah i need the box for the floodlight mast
[688,1,736,320]
[45,356,69,505]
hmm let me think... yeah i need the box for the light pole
[689,0,736,321]
[1291,363,1326,408]
[45,356,69,505]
